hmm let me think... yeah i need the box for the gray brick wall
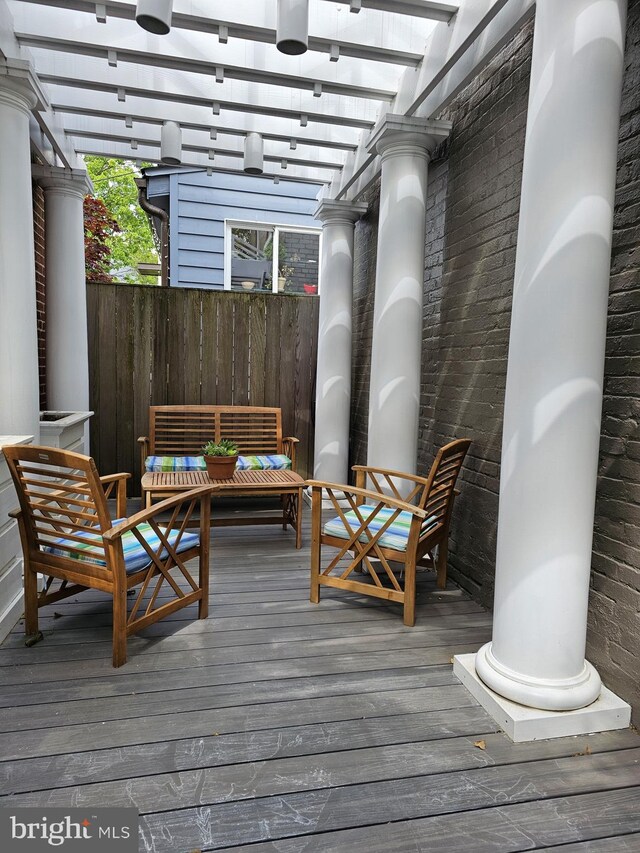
[349,2,640,722]
[590,0,640,721]
[419,21,532,608]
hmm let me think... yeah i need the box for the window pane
[278,230,320,295]
[231,226,273,291]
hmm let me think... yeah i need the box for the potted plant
[202,438,239,480]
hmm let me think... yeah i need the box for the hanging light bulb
[136,0,173,35]
[160,120,182,165]
[244,133,264,175]
[276,0,309,56]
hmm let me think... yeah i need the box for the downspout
[135,177,169,286]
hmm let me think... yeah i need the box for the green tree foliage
[83,156,159,284]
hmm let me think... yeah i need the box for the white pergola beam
[32,52,379,129]
[72,139,329,184]
[322,0,458,21]
[10,0,428,65]
[64,117,346,172]
[14,33,397,103]
[51,98,360,152]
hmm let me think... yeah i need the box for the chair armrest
[102,485,216,541]
[100,473,131,519]
[282,436,299,471]
[351,464,431,487]
[8,508,21,520]
[306,480,428,519]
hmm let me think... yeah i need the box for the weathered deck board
[0,500,637,853]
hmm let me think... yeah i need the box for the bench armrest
[137,436,150,478]
[282,436,299,471]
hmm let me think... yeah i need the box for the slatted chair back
[5,446,113,582]
[418,438,471,541]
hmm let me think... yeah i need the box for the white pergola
[0,0,632,739]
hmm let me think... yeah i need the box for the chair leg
[310,493,322,604]
[403,559,416,627]
[23,561,40,641]
[112,584,128,667]
[198,494,211,620]
[436,537,448,590]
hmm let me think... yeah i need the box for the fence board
[87,285,318,491]
[115,286,135,484]
[233,294,250,405]
[249,296,267,408]
[216,298,234,405]
[200,297,218,404]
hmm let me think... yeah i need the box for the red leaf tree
[83,195,120,283]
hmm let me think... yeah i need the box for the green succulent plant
[202,438,239,457]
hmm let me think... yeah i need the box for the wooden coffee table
[141,468,304,548]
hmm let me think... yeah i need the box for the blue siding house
[144,167,322,292]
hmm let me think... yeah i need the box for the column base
[303,486,352,510]
[454,653,631,742]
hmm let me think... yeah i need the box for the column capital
[366,114,452,160]
[0,58,47,114]
[315,198,368,226]
[32,165,92,199]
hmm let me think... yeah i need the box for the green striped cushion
[43,520,200,574]
[237,454,291,470]
[145,456,206,472]
[324,505,437,552]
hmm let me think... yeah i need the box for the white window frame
[224,219,322,294]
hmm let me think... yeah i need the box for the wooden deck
[0,499,639,852]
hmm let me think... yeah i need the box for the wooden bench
[138,406,303,544]
[138,405,298,474]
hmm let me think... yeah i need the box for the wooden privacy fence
[87,283,319,493]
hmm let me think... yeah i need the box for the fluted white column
[0,74,40,439]
[313,199,367,485]
[366,116,450,476]
[474,0,628,712]
[33,166,91,415]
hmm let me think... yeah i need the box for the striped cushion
[43,520,200,574]
[323,505,437,552]
[236,454,291,470]
[145,456,207,472]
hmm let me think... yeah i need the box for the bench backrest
[148,406,283,457]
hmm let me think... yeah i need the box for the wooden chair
[4,445,213,667]
[308,439,471,626]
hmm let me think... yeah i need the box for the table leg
[295,486,303,549]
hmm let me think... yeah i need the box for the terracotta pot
[204,454,238,480]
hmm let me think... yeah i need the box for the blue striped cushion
[236,454,291,470]
[145,456,207,472]
[43,520,200,574]
[324,505,437,552]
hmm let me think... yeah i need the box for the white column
[32,167,91,415]
[366,116,450,476]
[0,74,40,440]
[313,199,367,485]
[474,0,628,712]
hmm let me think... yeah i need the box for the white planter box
[39,410,93,455]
